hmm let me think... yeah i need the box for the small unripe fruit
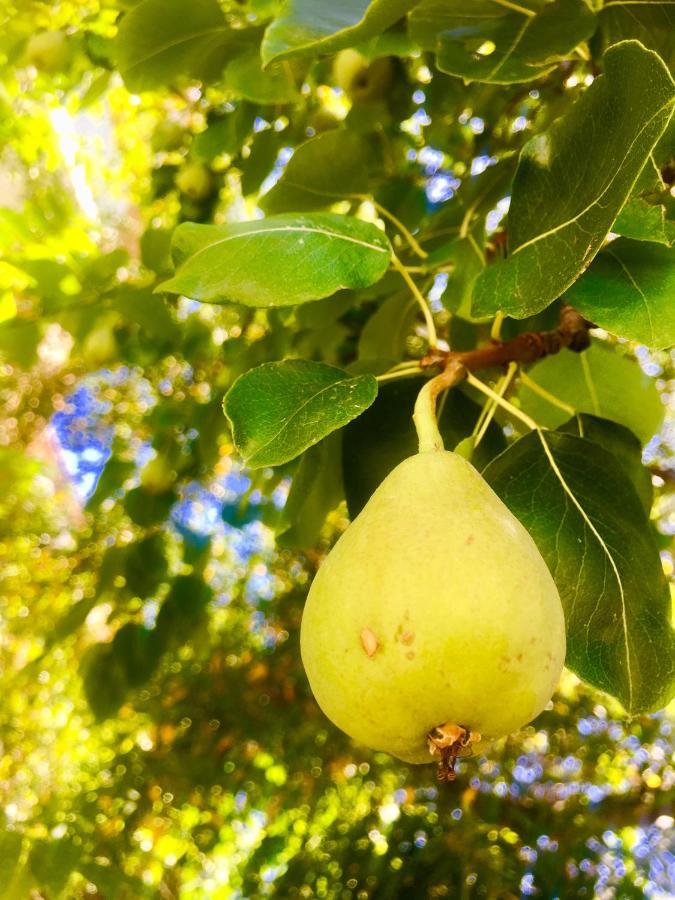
[26,31,70,73]
[333,49,394,102]
[175,162,213,200]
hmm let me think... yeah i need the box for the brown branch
[420,305,593,372]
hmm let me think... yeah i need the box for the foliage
[0,0,674,897]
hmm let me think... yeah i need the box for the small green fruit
[26,31,70,73]
[151,121,184,153]
[333,49,394,102]
[175,162,213,200]
[301,449,565,765]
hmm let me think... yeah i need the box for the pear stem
[413,360,466,453]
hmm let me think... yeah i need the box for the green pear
[301,447,565,765]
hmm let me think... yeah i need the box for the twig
[420,305,592,373]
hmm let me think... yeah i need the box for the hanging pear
[301,370,565,772]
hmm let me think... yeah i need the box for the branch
[420,305,593,372]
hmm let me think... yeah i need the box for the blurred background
[1,2,674,898]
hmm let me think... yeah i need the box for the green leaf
[277,433,344,548]
[85,457,135,510]
[433,227,487,320]
[342,377,506,517]
[124,486,177,527]
[262,0,418,64]
[115,0,236,92]
[29,839,81,896]
[224,359,378,468]
[224,50,300,104]
[472,41,675,319]
[557,414,653,515]
[154,574,212,645]
[483,430,674,714]
[613,197,675,246]
[519,342,664,445]
[160,213,391,307]
[600,0,675,71]
[565,238,675,349]
[357,292,419,360]
[261,130,370,213]
[409,0,595,84]
[0,833,23,889]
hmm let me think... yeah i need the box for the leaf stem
[492,0,536,16]
[473,362,518,449]
[465,371,541,432]
[519,369,576,416]
[490,312,504,342]
[366,198,428,259]
[413,360,466,452]
[391,253,439,349]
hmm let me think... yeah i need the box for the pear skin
[300,449,565,764]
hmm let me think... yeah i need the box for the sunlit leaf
[262,0,419,64]
[519,342,663,444]
[160,214,391,307]
[410,0,595,84]
[224,359,378,467]
[472,41,675,318]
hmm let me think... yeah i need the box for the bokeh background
[1,2,674,897]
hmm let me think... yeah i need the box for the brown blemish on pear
[360,627,379,657]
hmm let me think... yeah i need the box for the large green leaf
[519,342,664,444]
[409,0,595,84]
[224,359,378,468]
[557,414,653,515]
[472,41,675,319]
[115,0,237,92]
[159,213,391,307]
[484,430,674,714]
[224,50,300,104]
[600,0,675,71]
[262,0,419,64]
[565,238,675,349]
[261,130,370,213]
[342,377,506,517]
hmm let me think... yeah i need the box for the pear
[301,447,565,765]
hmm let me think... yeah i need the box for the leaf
[612,197,675,246]
[519,343,663,444]
[224,49,300,104]
[357,292,419,360]
[260,130,370,213]
[600,0,675,71]
[557,414,653,515]
[472,41,675,319]
[409,0,595,85]
[224,359,378,467]
[0,833,23,889]
[483,430,674,714]
[433,226,487,320]
[565,238,675,349]
[159,213,391,307]
[342,377,506,517]
[115,0,237,92]
[277,433,344,548]
[29,839,81,896]
[154,574,212,645]
[124,486,177,527]
[262,0,419,64]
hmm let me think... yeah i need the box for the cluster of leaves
[0,0,674,896]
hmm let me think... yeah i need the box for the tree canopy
[0,1,674,897]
